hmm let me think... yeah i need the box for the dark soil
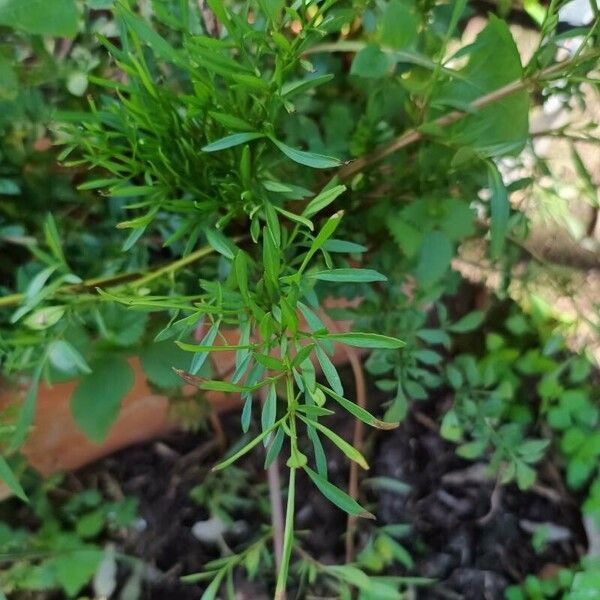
[52,373,585,600]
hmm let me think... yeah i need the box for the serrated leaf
[139,341,190,389]
[71,357,135,443]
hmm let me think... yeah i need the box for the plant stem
[274,466,296,600]
[0,242,226,309]
[274,375,299,600]
[337,50,600,180]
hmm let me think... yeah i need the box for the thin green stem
[274,375,299,600]
[275,466,296,600]
[0,239,246,310]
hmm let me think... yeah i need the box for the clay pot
[0,298,361,496]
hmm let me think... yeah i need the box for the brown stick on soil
[319,311,367,562]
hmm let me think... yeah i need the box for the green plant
[0,473,138,598]
[1,0,599,598]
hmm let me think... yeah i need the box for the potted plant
[1,1,599,598]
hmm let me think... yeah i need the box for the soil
[26,367,582,600]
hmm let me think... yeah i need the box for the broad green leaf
[71,357,135,443]
[140,341,190,389]
[310,268,387,283]
[49,549,103,597]
[202,133,264,152]
[435,15,528,154]
[270,137,341,169]
[381,0,418,49]
[0,456,27,502]
[449,310,485,333]
[299,415,368,469]
[264,202,281,247]
[0,0,78,36]
[487,161,509,258]
[351,44,391,78]
[318,384,399,430]
[319,332,405,349]
[414,230,453,285]
[304,466,374,518]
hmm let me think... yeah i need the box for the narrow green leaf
[306,424,328,476]
[0,456,27,502]
[241,395,252,433]
[302,184,346,217]
[487,161,509,258]
[117,5,182,64]
[315,345,344,396]
[176,341,254,352]
[202,133,264,152]
[281,73,334,97]
[274,205,314,231]
[205,228,236,260]
[213,418,284,471]
[10,359,43,450]
[322,239,367,253]
[190,320,220,374]
[304,466,374,518]
[318,384,399,430]
[310,268,387,283]
[299,415,369,469]
[270,137,341,169]
[318,332,405,349]
[261,384,277,435]
[209,111,254,131]
[299,211,343,273]
[265,427,285,468]
[449,310,485,333]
